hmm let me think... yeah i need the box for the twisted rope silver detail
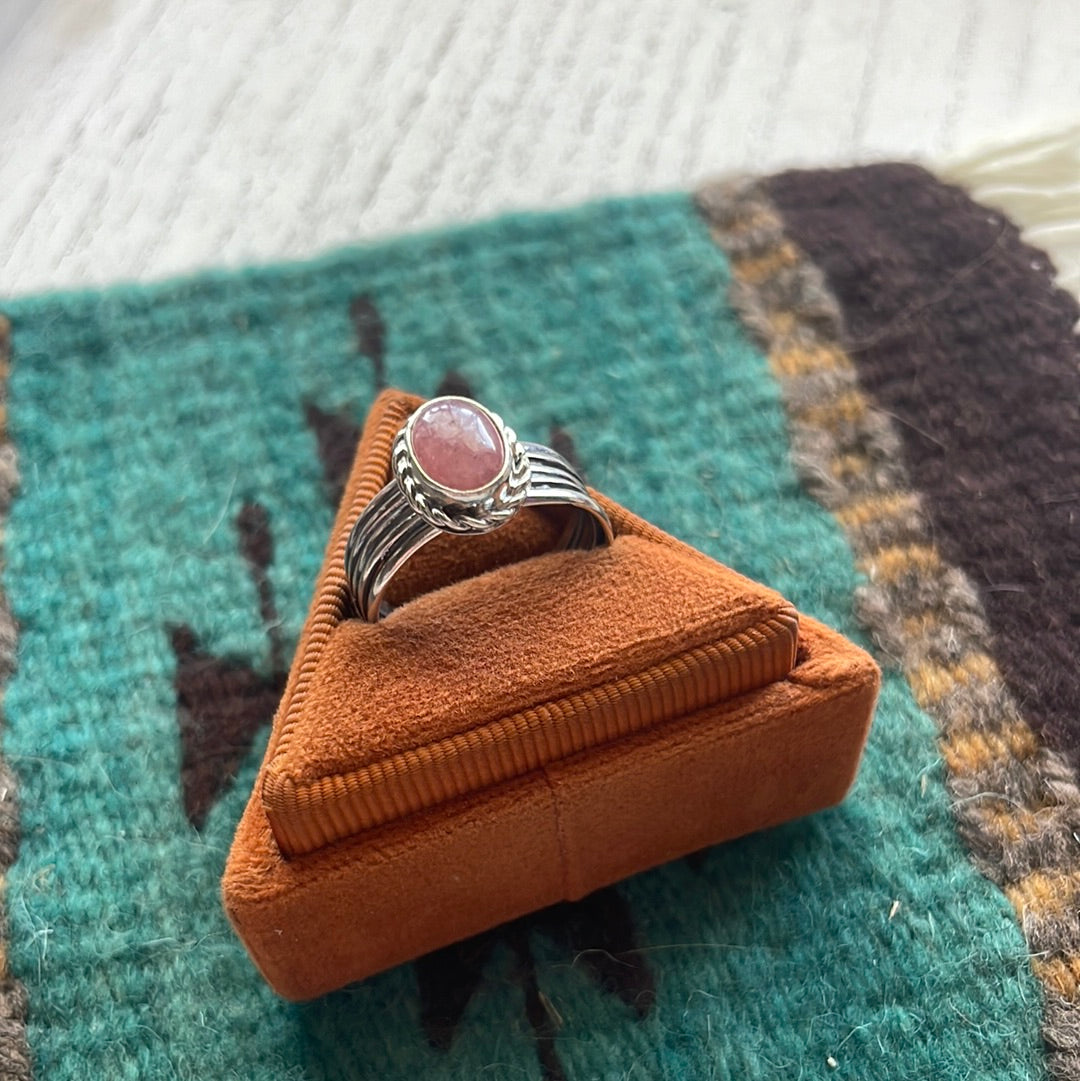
[391,427,530,533]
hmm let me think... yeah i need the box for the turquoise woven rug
[2,164,1077,1079]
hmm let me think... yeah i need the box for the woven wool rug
[0,163,1077,1080]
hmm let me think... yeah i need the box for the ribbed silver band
[345,441,613,621]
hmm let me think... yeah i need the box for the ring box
[223,390,880,1000]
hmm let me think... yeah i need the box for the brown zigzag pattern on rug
[695,179,1080,1080]
[0,317,30,1081]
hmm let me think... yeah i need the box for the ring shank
[345,442,612,621]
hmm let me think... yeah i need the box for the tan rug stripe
[696,178,1080,1079]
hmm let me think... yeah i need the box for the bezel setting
[392,396,531,534]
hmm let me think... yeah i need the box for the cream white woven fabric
[1,0,1077,295]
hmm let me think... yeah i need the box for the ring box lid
[260,391,800,857]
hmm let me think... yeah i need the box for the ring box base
[222,390,880,1000]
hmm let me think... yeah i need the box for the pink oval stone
[411,398,506,492]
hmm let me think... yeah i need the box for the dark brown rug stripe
[0,317,30,1081]
[696,176,1080,1080]
[763,163,1080,769]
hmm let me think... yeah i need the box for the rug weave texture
[0,164,1075,1080]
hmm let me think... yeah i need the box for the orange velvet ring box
[223,390,880,1000]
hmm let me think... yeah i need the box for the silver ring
[344,396,614,621]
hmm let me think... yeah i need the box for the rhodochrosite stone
[411,398,506,492]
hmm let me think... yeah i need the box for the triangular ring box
[223,390,879,1000]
